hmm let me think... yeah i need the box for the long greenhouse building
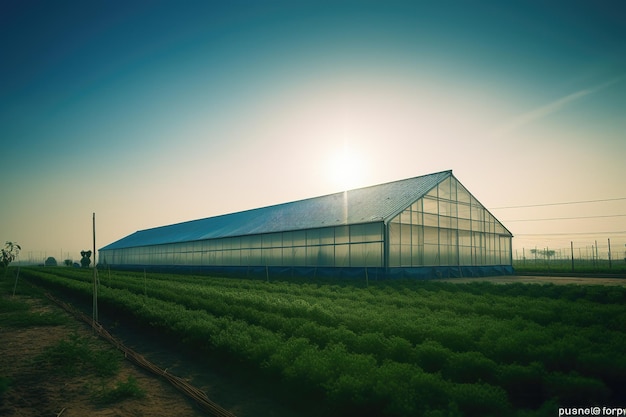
[99,170,513,279]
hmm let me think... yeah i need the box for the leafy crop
[22,268,626,416]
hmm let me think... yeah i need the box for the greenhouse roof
[101,170,492,250]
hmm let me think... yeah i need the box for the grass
[94,375,146,405]
[37,332,121,378]
[513,259,626,275]
[0,376,10,398]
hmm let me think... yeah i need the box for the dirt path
[437,275,626,286]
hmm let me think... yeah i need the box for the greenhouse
[99,170,513,279]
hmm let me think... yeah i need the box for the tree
[1,241,21,275]
[64,259,73,267]
[44,257,57,267]
[80,250,92,268]
[529,249,555,259]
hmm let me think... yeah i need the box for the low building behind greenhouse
[99,170,513,279]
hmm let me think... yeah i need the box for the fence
[513,239,626,273]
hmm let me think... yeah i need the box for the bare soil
[0,293,207,417]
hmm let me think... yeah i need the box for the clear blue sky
[1,0,625,263]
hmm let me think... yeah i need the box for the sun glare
[327,148,363,191]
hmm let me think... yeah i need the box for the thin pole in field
[608,239,612,269]
[570,241,574,272]
[93,213,98,328]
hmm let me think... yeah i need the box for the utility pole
[92,213,98,328]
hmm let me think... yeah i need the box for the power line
[515,231,626,236]
[490,197,626,209]
[503,214,626,222]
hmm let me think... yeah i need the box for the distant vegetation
[20,268,626,417]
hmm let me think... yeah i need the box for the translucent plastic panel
[439,216,455,229]
[292,246,306,266]
[265,248,282,266]
[389,244,400,267]
[262,234,277,248]
[438,177,452,200]
[439,228,455,246]
[459,246,472,265]
[306,246,321,266]
[458,230,471,247]
[249,248,262,265]
[401,223,412,245]
[423,244,439,266]
[350,242,382,267]
[350,223,383,243]
[282,231,293,247]
[458,218,471,231]
[398,211,413,224]
[293,231,306,246]
[457,203,471,219]
[307,229,321,246]
[248,235,262,249]
[439,245,453,266]
[411,240,423,266]
[389,223,400,246]
[335,244,350,267]
[320,228,334,245]
[422,197,438,214]
[423,226,438,244]
[423,213,438,227]
[400,244,412,266]
[318,245,335,266]
[456,182,471,203]
[335,226,349,244]
[439,200,456,217]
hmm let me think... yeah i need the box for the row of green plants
[20,267,626,416]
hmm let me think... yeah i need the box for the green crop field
[17,267,626,417]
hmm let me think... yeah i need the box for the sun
[327,147,364,190]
